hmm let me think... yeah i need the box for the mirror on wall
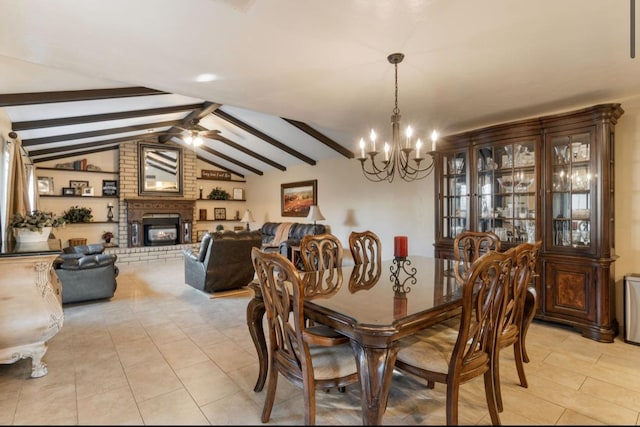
[138,143,183,196]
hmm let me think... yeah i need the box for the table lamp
[241,209,255,231]
[306,205,325,235]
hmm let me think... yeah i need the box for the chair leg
[493,347,504,413]
[521,288,537,363]
[303,381,316,425]
[484,369,501,425]
[445,383,460,426]
[261,362,278,423]
[513,339,528,388]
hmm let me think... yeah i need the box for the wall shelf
[197,177,246,183]
[40,195,119,199]
[37,167,119,174]
[197,198,246,202]
[197,219,242,222]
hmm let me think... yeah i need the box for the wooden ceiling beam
[199,145,264,176]
[283,118,354,159]
[159,102,222,143]
[0,87,166,107]
[211,109,316,166]
[196,155,245,179]
[32,145,120,164]
[12,103,205,131]
[208,134,286,171]
[25,132,167,157]
[20,120,182,146]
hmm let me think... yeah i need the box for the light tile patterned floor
[2,259,640,425]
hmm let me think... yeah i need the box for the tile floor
[2,259,640,425]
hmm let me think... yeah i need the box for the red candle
[394,236,408,258]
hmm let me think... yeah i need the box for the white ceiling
[1,0,639,176]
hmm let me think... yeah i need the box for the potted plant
[10,210,66,243]
[102,231,114,243]
[208,187,230,200]
[62,205,93,223]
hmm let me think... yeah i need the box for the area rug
[209,286,252,299]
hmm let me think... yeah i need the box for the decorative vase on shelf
[13,227,52,243]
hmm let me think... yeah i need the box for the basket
[68,238,87,247]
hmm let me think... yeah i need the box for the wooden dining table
[247,255,470,425]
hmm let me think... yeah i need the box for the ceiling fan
[173,119,221,147]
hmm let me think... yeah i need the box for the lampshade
[241,209,255,224]
[307,205,325,222]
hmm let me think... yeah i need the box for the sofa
[54,243,119,304]
[260,222,326,260]
[183,230,262,293]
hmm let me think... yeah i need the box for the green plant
[215,224,224,231]
[10,210,65,231]
[62,205,93,223]
[208,187,230,200]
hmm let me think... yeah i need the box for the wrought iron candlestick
[107,204,114,222]
[390,256,417,293]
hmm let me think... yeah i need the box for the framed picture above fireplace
[138,143,183,196]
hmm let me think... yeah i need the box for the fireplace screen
[145,225,178,246]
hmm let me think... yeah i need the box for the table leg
[350,340,399,425]
[246,287,267,392]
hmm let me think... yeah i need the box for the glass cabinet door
[549,133,592,249]
[442,151,468,239]
[477,140,537,245]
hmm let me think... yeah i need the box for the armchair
[183,230,262,293]
[54,244,119,304]
[260,222,327,259]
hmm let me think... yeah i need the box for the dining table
[247,255,472,425]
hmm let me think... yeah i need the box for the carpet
[209,286,252,299]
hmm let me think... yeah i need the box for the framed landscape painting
[281,179,317,217]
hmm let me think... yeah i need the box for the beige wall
[611,95,640,323]
[247,97,640,325]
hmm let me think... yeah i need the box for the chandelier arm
[357,52,436,183]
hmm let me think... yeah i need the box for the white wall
[245,156,436,261]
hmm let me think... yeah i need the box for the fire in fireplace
[143,216,180,246]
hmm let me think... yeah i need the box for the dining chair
[394,249,515,425]
[453,230,501,284]
[300,233,344,270]
[347,230,382,292]
[299,233,348,346]
[493,240,542,413]
[250,248,359,425]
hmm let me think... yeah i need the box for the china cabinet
[434,104,623,342]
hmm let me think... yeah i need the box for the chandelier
[356,53,438,183]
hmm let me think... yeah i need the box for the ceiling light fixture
[356,53,437,183]
[183,130,203,147]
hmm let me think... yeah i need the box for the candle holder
[390,256,417,293]
[199,187,203,199]
[107,204,114,222]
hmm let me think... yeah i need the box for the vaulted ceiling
[1,1,639,178]
[0,87,351,178]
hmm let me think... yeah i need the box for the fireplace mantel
[125,199,195,247]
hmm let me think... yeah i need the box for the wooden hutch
[433,104,623,342]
